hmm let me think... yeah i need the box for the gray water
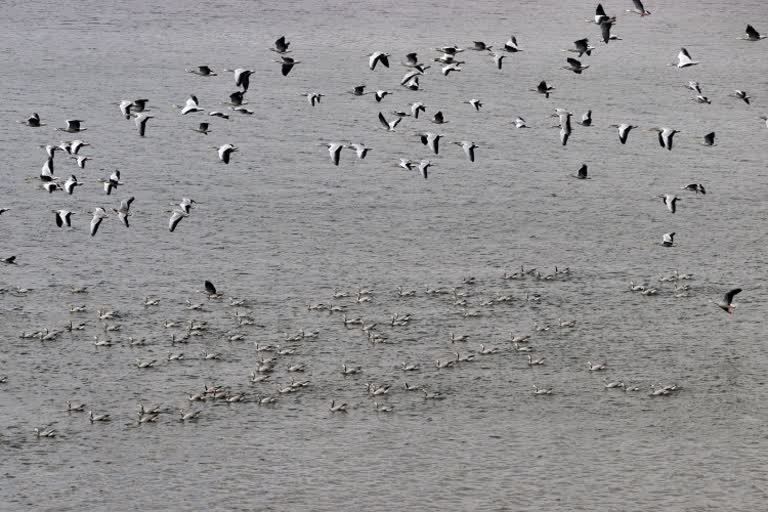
[2,0,768,510]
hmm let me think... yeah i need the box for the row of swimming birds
[5,266,743,438]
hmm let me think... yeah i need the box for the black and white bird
[674,48,699,68]
[192,122,210,135]
[303,92,324,107]
[564,57,589,73]
[714,288,741,314]
[400,69,423,86]
[100,170,121,195]
[56,120,86,133]
[417,160,432,180]
[577,110,592,126]
[568,38,595,57]
[742,25,767,41]
[503,35,522,52]
[573,164,590,179]
[42,182,60,193]
[733,90,751,104]
[368,52,390,70]
[378,112,401,131]
[464,99,482,111]
[90,207,109,236]
[558,111,573,146]
[134,113,153,137]
[346,143,370,159]
[398,158,415,171]
[63,175,80,195]
[533,81,554,98]
[227,91,246,106]
[180,95,203,115]
[217,144,237,164]
[113,197,134,227]
[41,157,56,181]
[682,183,706,194]
[627,0,651,16]
[72,155,90,169]
[441,63,461,76]
[419,132,442,154]
[470,41,493,51]
[410,102,426,118]
[271,36,291,53]
[650,128,680,150]
[54,209,74,228]
[702,132,716,146]
[599,19,615,43]
[350,85,368,96]
[325,143,344,165]
[661,232,675,247]
[21,113,45,127]
[491,53,505,69]
[431,111,447,124]
[208,111,229,119]
[453,141,477,162]
[186,65,216,76]
[514,117,528,128]
[374,90,392,103]
[687,81,702,94]
[610,123,637,144]
[68,140,89,155]
[592,3,614,24]
[168,209,188,232]
[694,95,711,104]
[231,68,254,90]
[178,197,196,214]
[275,56,299,76]
[662,194,679,213]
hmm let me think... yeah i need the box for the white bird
[419,132,442,154]
[398,158,414,171]
[368,51,390,70]
[217,144,237,164]
[346,143,370,159]
[503,35,522,52]
[464,98,482,111]
[119,100,133,119]
[73,156,90,169]
[329,400,348,413]
[113,197,134,228]
[732,90,751,105]
[63,175,80,195]
[610,123,637,144]
[169,209,189,232]
[453,141,477,162]
[53,209,74,228]
[410,102,426,118]
[674,48,699,68]
[587,361,607,371]
[514,117,528,128]
[417,160,432,180]
[662,232,675,247]
[56,120,86,133]
[178,197,196,214]
[662,194,679,213]
[325,143,344,165]
[374,90,392,103]
[650,128,680,150]
[90,208,108,237]
[180,95,203,115]
[134,113,153,137]
[714,288,742,314]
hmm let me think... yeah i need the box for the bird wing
[746,25,760,39]
[204,280,217,295]
[633,0,645,10]
[723,288,742,304]
[600,21,612,43]
[169,210,185,232]
[567,57,581,68]
[377,112,390,130]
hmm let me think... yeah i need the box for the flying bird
[180,95,203,115]
[20,113,45,127]
[702,132,716,146]
[56,120,86,133]
[742,25,767,41]
[674,48,699,68]
[113,197,134,227]
[368,52,390,70]
[186,65,216,76]
[134,113,153,137]
[714,288,742,314]
[410,102,426,118]
[491,53,505,69]
[54,210,74,228]
[577,110,592,126]
[63,175,80,195]
[661,232,675,247]
[217,144,237,164]
[610,123,637,144]
[650,128,680,150]
[325,143,344,165]
[346,143,371,159]
[599,19,614,43]
[378,112,401,131]
[533,81,555,98]
[192,122,210,135]
[90,207,109,236]
[662,194,679,213]
[568,38,595,57]
[419,132,442,154]
[627,0,651,16]
[271,36,291,53]
[275,56,300,76]
[168,209,188,232]
[464,99,482,111]
[503,35,522,52]
[453,141,478,162]
[431,111,447,124]
[204,280,217,296]
[303,92,324,107]
[682,183,706,194]
[573,164,590,179]
[564,57,589,74]
[733,90,751,104]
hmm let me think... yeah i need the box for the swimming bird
[275,56,299,76]
[168,209,189,232]
[533,81,554,98]
[577,110,592,126]
[674,48,699,68]
[662,194,679,213]
[271,36,291,53]
[714,288,742,314]
[56,120,86,133]
[368,51,390,70]
[453,141,477,162]
[112,197,134,227]
[702,132,716,146]
[662,232,675,247]
[34,427,57,438]
[682,183,706,194]
[464,99,482,111]
[527,354,545,366]
[325,143,344,165]
[377,112,401,131]
[503,35,522,52]
[192,122,210,135]
[627,0,651,16]
[532,385,552,395]
[217,144,237,164]
[134,113,152,137]
[187,65,216,76]
[90,208,108,236]
[732,90,751,105]
[572,164,590,179]
[649,128,680,150]
[89,411,111,423]
[346,143,370,159]
[21,112,45,127]
[587,361,607,371]
[564,57,589,74]
[610,123,637,144]
[53,209,74,228]
[742,24,767,41]
[180,95,203,115]
[419,132,442,154]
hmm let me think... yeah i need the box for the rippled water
[2,1,768,510]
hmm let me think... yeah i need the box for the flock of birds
[2,0,761,438]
